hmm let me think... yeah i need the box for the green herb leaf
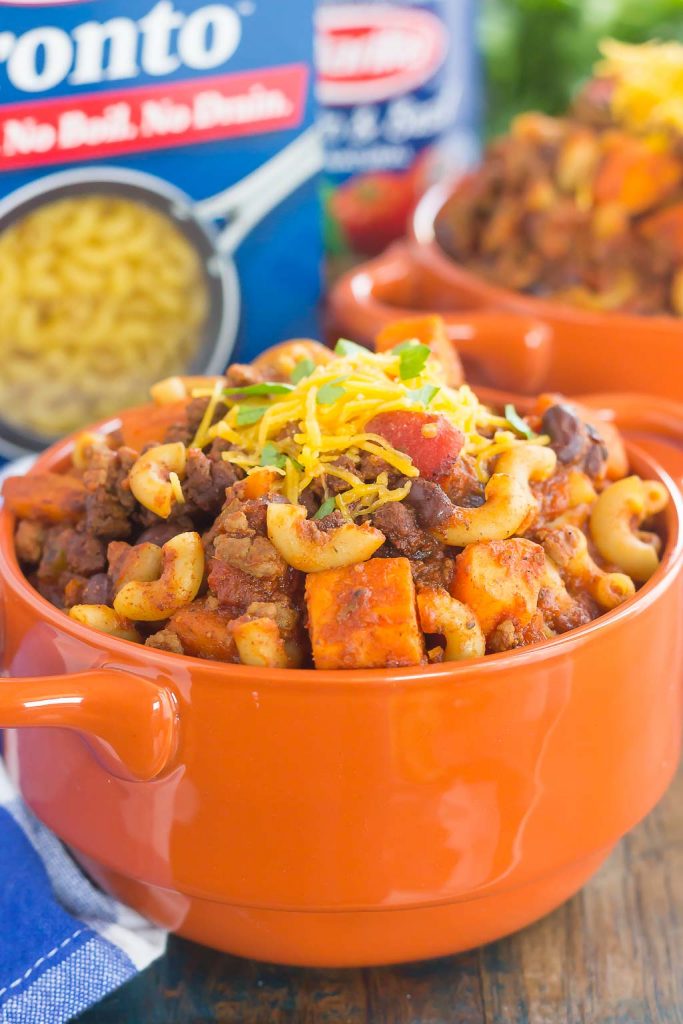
[391,339,420,353]
[224,382,294,397]
[313,497,337,520]
[259,441,287,469]
[335,338,368,358]
[289,456,304,472]
[316,377,348,405]
[236,405,267,426]
[504,403,537,440]
[398,343,431,380]
[409,384,439,408]
[290,358,315,384]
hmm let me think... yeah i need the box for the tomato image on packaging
[316,0,481,271]
[0,0,321,466]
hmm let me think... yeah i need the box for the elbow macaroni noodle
[0,196,209,438]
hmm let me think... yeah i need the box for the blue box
[0,0,321,463]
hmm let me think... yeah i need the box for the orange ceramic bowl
[1,393,683,967]
[328,184,683,400]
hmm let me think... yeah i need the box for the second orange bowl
[329,183,683,401]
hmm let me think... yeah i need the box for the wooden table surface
[76,765,683,1024]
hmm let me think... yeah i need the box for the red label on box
[0,64,308,170]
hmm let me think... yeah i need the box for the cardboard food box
[0,0,321,463]
[316,0,481,276]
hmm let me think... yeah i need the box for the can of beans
[316,0,482,276]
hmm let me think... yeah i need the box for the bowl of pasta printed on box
[328,40,683,402]
[0,0,322,464]
[1,315,682,966]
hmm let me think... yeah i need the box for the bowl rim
[413,181,683,333]
[2,413,682,688]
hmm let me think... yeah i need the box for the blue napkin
[0,757,166,1024]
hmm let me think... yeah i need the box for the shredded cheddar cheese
[169,471,185,505]
[192,378,224,450]
[597,39,683,135]
[185,343,548,516]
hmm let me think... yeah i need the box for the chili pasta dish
[435,41,683,316]
[3,317,668,669]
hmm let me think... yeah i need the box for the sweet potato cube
[243,468,282,500]
[2,473,86,524]
[118,400,189,451]
[170,600,237,662]
[451,539,545,637]
[374,315,464,387]
[305,557,426,670]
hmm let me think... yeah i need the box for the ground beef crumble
[184,448,239,516]
[82,446,137,540]
[373,502,442,560]
[206,488,301,619]
[145,628,185,654]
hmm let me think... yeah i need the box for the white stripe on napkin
[0,761,166,978]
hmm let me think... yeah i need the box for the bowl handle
[0,669,178,782]
[327,242,554,393]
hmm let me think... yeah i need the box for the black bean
[405,479,454,528]
[584,440,608,478]
[541,403,585,464]
[298,487,318,519]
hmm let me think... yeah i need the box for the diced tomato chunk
[366,411,465,480]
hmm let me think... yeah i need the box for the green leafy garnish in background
[335,338,368,358]
[291,358,315,384]
[317,377,348,405]
[479,0,683,137]
[396,342,431,381]
[259,442,287,468]
[224,382,293,398]
[409,385,440,408]
[504,403,537,439]
[314,497,337,520]
[236,405,267,426]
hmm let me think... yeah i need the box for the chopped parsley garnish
[313,497,337,520]
[409,384,439,408]
[334,338,368,358]
[504,403,537,439]
[290,358,315,384]
[316,377,348,405]
[259,441,287,468]
[236,404,267,426]
[397,342,431,380]
[224,382,294,397]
